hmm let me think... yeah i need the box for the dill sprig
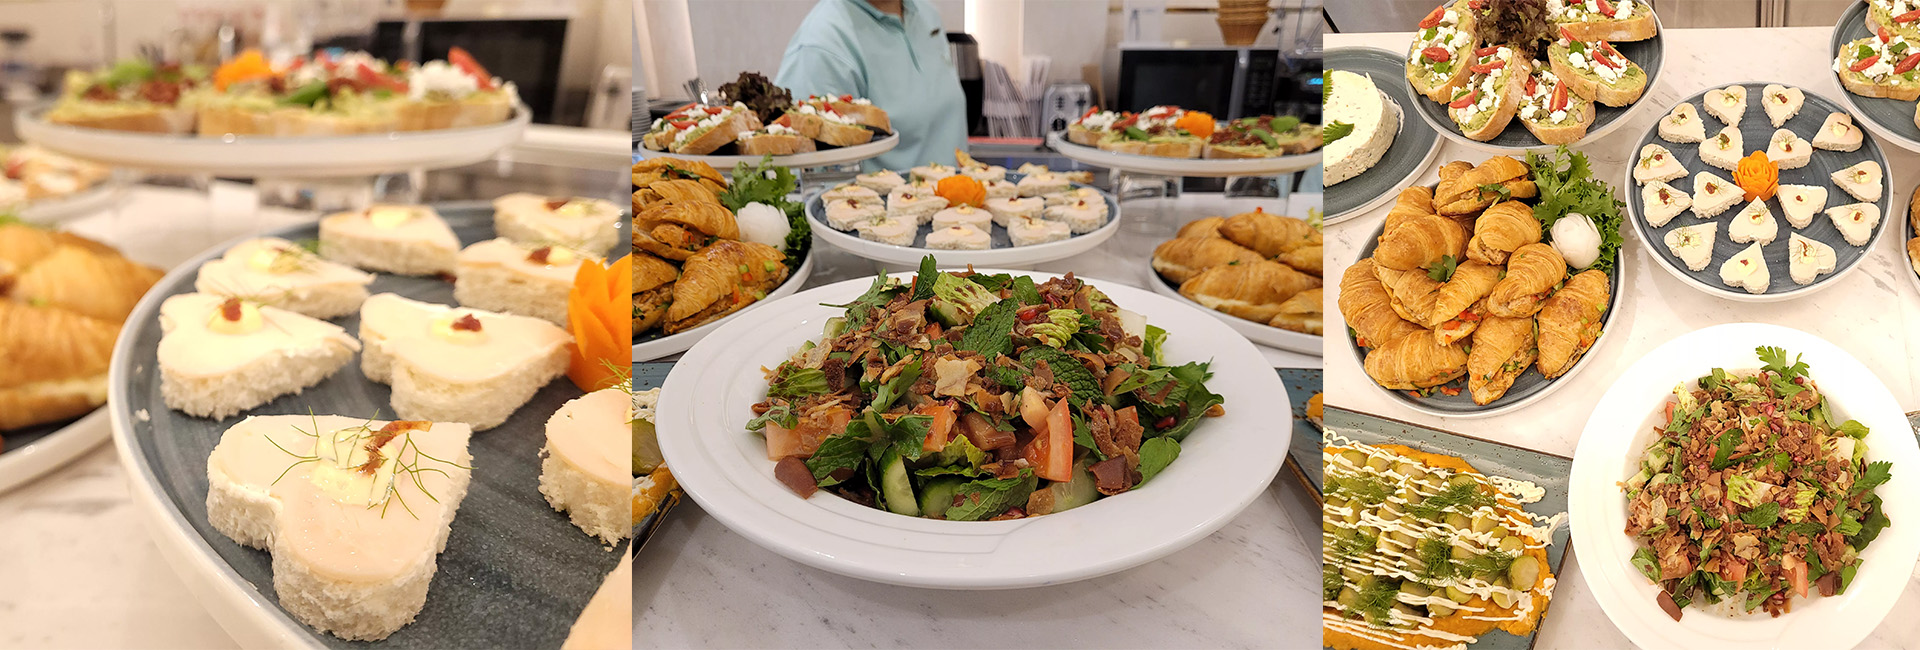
[269,412,470,521]
[1407,481,1494,519]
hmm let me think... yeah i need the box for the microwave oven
[1116,47,1321,122]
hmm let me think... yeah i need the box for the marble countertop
[1328,26,1920,650]
[637,191,1327,648]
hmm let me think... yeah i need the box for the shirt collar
[842,0,911,29]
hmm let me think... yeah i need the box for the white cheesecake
[1323,70,1398,186]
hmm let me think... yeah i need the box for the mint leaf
[1740,502,1781,528]
[1135,437,1181,486]
[943,471,1038,521]
[1852,460,1893,497]
[806,425,876,486]
[959,300,1020,356]
[1010,276,1043,305]
[910,255,939,301]
[1324,121,1354,143]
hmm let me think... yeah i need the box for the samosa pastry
[1338,259,1423,348]
[1425,261,1501,329]
[1466,315,1538,405]
[1219,210,1320,257]
[1278,245,1322,276]
[1465,201,1542,265]
[1151,237,1263,284]
[1268,288,1322,335]
[1363,330,1468,390]
[1486,243,1567,318]
[1535,269,1610,378]
[1373,214,1467,271]
[1178,260,1321,323]
[1372,264,1442,325]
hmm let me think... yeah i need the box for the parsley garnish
[1325,121,1355,143]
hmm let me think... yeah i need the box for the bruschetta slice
[1550,0,1658,42]
[1516,68,1594,144]
[1405,4,1479,103]
[1867,0,1920,43]
[1447,46,1529,141]
[1835,32,1920,101]
[1547,31,1647,106]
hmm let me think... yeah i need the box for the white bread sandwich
[358,293,570,431]
[983,178,1017,199]
[1787,232,1837,285]
[854,169,905,194]
[856,215,917,246]
[1699,126,1744,171]
[1729,200,1779,245]
[734,123,815,156]
[1691,170,1742,218]
[1043,197,1109,234]
[1761,84,1805,127]
[158,294,359,419]
[539,387,632,545]
[1814,112,1864,151]
[1516,68,1593,144]
[1549,0,1658,42]
[317,204,460,276]
[194,237,375,319]
[1835,34,1920,101]
[1764,128,1812,169]
[1547,34,1647,106]
[1778,184,1829,228]
[1447,46,1529,141]
[1640,180,1691,227]
[1016,172,1071,197]
[930,205,993,232]
[825,196,885,230]
[1045,187,1105,208]
[910,163,957,184]
[985,196,1045,227]
[205,415,472,641]
[821,183,880,203]
[561,554,632,650]
[1404,4,1478,102]
[1664,222,1717,271]
[1658,102,1705,143]
[493,193,623,256]
[925,225,990,250]
[1720,241,1770,293]
[1633,143,1687,184]
[453,238,596,326]
[963,163,1007,183]
[1825,202,1882,246]
[1008,215,1070,247]
[886,183,949,224]
[1703,85,1748,125]
[1832,160,1884,202]
[1324,70,1398,185]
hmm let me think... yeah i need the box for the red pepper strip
[1852,54,1881,72]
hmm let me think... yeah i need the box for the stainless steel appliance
[1040,82,1093,139]
[947,32,984,136]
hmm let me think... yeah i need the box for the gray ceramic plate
[1624,82,1892,299]
[1327,47,1444,225]
[1347,181,1625,416]
[634,361,674,555]
[1279,367,1324,494]
[108,202,629,649]
[1321,406,1572,650]
[1830,1,1920,151]
[1405,16,1665,152]
[1904,180,1920,294]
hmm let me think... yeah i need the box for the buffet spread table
[1327,26,1920,649]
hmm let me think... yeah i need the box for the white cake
[1323,70,1397,186]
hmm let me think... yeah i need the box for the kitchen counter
[1326,26,1920,649]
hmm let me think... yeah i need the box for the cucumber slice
[880,448,920,517]
[1048,461,1100,513]
[918,476,965,519]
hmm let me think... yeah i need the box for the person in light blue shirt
[775,0,968,171]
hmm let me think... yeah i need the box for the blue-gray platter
[1326,46,1442,224]
[1830,1,1920,151]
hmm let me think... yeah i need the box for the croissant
[1363,329,1468,390]
[1151,237,1263,284]
[0,301,118,430]
[1465,315,1538,405]
[631,252,679,335]
[1268,288,1322,335]
[632,252,679,292]
[1374,215,1467,271]
[633,158,726,189]
[9,244,163,323]
[1178,259,1321,323]
[665,240,788,331]
[1427,261,1502,329]
[1338,259,1423,348]
[1487,243,1567,318]
[1176,217,1226,239]
[1219,210,1320,257]
[1384,186,1436,235]
[1278,245,1322,276]
[1908,237,1920,277]
[1433,298,1488,346]
[1535,269,1610,378]
[0,224,116,268]
[1372,264,1442,325]
[649,179,722,206]
[1466,201,1543,265]
[1434,156,1537,216]
[637,201,739,239]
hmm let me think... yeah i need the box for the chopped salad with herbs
[748,257,1225,521]
[1624,346,1893,620]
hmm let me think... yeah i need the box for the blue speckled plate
[1625,82,1892,300]
[635,361,675,555]
[1322,406,1572,650]
[1405,15,1666,152]
[1326,46,1443,224]
[108,203,630,649]
[1831,1,1920,152]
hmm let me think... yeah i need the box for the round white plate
[1145,271,1321,356]
[656,270,1290,589]
[1570,323,1920,650]
[631,252,814,362]
[1046,132,1321,178]
[0,408,110,494]
[14,103,530,178]
[16,181,122,224]
[802,176,1121,269]
[635,132,899,168]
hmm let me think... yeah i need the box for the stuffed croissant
[1486,243,1567,318]
[1465,315,1538,405]
[1465,201,1543,265]
[1337,259,1423,348]
[1373,214,1467,271]
[1363,329,1468,390]
[1535,269,1610,378]
[1427,260,1502,343]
